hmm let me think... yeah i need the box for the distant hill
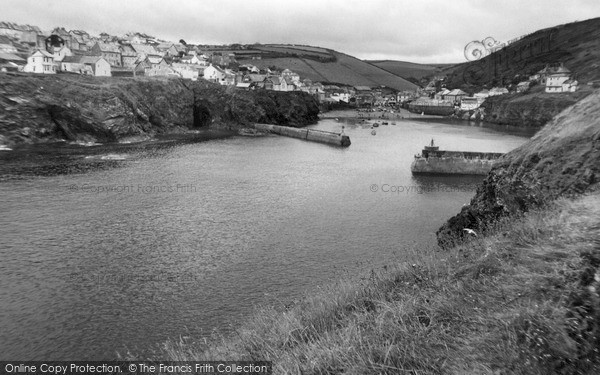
[367,60,456,83]
[235,44,418,91]
[442,17,600,91]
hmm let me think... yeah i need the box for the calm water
[0,117,530,359]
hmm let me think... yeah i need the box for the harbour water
[0,116,530,359]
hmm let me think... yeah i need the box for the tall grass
[131,193,600,374]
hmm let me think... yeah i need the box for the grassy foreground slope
[150,193,600,374]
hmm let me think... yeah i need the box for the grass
[130,192,600,374]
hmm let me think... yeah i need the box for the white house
[203,64,226,83]
[79,56,111,76]
[488,87,509,96]
[60,55,92,74]
[561,79,579,92]
[180,54,203,65]
[23,49,56,74]
[281,68,300,83]
[171,62,200,80]
[545,64,574,93]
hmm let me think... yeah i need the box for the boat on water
[372,123,380,127]
[411,139,504,175]
[382,122,389,125]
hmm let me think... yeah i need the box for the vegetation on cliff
[0,73,319,147]
[433,17,600,128]
[443,17,600,92]
[479,86,592,128]
[438,89,600,247]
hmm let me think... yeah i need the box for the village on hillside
[0,21,581,113]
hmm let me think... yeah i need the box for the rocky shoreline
[0,73,320,148]
[437,89,600,247]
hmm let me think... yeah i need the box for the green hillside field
[237,48,418,91]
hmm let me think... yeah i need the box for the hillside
[442,17,600,91]
[368,60,455,83]
[236,45,419,91]
[438,88,600,247]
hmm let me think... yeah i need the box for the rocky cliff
[480,87,592,128]
[437,89,600,247]
[0,73,320,147]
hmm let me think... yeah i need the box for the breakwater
[411,144,504,175]
[254,123,351,147]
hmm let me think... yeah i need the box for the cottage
[145,64,177,77]
[545,64,573,93]
[119,44,139,68]
[23,49,56,74]
[266,76,291,91]
[52,45,72,62]
[235,82,252,90]
[281,68,300,83]
[60,55,92,75]
[488,87,509,96]
[434,89,451,100]
[561,79,579,92]
[180,54,204,65]
[203,64,227,83]
[130,43,160,61]
[443,89,467,103]
[171,62,200,80]
[80,56,111,76]
[91,42,122,67]
[145,55,168,68]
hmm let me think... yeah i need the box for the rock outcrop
[479,89,591,128]
[437,89,600,247]
[0,73,320,147]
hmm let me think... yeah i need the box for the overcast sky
[4,0,600,63]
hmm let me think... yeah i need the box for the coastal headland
[0,73,320,148]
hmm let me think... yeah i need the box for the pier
[254,124,351,147]
[411,140,504,175]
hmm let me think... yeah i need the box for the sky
[3,0,600,64]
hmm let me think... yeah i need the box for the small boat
[371,130,377,135]
[391,122,397,125]
[373,123,380,127]
[382,122,388,125]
